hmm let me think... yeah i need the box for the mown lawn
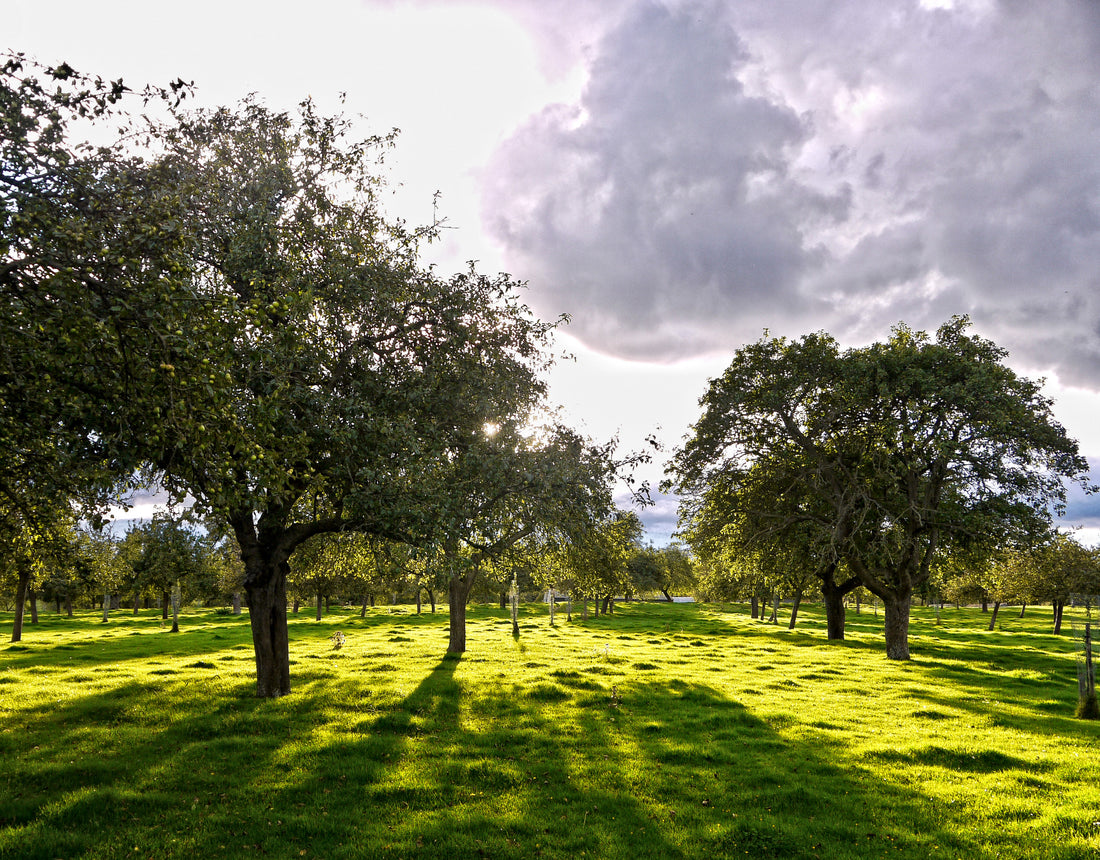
[1,600,1098,859]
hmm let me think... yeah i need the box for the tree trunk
[499,590,507,609]
[10,568,30,643]
[661,589,673,602]
[581,597,588,620]
[292,598,300,614]
[855,591,861,615]
[428,589,436,613]
[981,596,989,612]
[1054,600,1065,635]
[65,592,73,617]
[29,590,38,624]
[232,592,242,615]
[988,601,1000,631]
[788,588,803,630]
[360,597,368,617]
[822,584,847,640]
[883,594,911,660]
[448,576,469,654]
[102,591,110,623]
[1019,603,1027,618]
[768,592,779,624]
[161,591,169,620]
[170,583,180,633]
[315,589,323,621]
[750,595,759,619]
[244,558,292,698]
[416,588,422,615]
[133,593,142,615]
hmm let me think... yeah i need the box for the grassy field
[1,600,1098,860]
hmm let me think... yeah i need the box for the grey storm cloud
[483,0,1100,386]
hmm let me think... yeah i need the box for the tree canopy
[667,317,1093,659]
[2,55,620,695]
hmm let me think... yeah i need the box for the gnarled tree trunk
[244,558,292,697]
[10,568,30,643]
[788,588,804,630]
[447,549,479,654]
[883,594,911,660]
[822,582,847,640]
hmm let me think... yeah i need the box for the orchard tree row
[690,527,1100,634]
[0,54,647,696]
[1,508,696,639]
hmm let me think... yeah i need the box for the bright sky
[10,0,1100,546]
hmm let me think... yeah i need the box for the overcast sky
[11,0,1100,544]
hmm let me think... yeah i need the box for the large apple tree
[668,318,1092,659]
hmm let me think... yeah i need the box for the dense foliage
[668,318,1093,658]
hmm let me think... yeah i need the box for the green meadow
[1,602,1098,860]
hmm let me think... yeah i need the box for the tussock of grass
[1,602,1099,859]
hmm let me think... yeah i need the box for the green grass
[1,601,1099,859]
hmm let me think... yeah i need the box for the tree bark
[232,592,242,615]
[788,588,804,630]
[981,596,988,612]
[447,549,479,654]
[448,576,469,654]
[822,584,847,640]
[883,594,911,660]
[170,583,180,633]
[750,595,759,619]
[1053,600,1065,634]
[988,601,1000,631]
[428,589,436,613]
[65,592,73,617]
[661,589,673,602]
[360,597,368,617]
[29,590,37,624]
[1019,603,1027,618]
[161,591,169,620]
[315,588,323,621]
[499,590,507,609]
[10,568,30,643]
[244,558,292,698]
[133,593,142,615]
[768,592,779,624]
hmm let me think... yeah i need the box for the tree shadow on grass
[240,667,996,859]
[0,650,1083,860]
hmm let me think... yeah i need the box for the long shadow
[5,606,1097,859]
[188,665,995,858]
